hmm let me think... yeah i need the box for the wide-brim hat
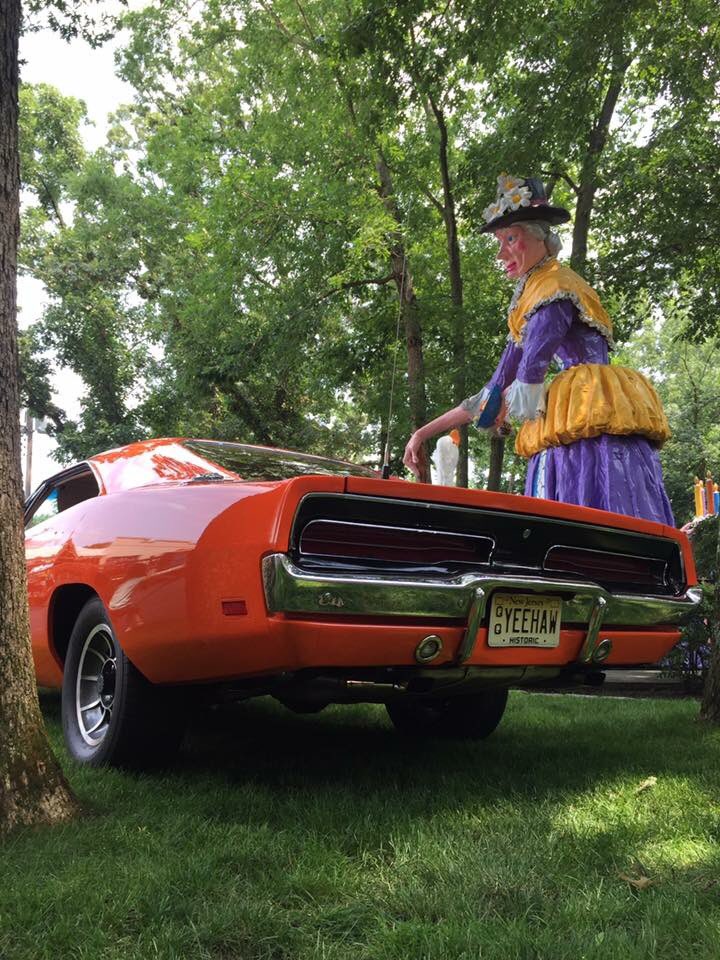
[480,175,571,233]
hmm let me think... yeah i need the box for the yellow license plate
[488,593,562,648]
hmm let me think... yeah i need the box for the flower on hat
[506,185,532,210]
[484,174,534,222]
[483,198,509,221]
[497,173,525,194]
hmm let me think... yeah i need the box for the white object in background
[432,435,459,486]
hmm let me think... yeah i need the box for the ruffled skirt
[515,363,671,458]
[525,434,675,525]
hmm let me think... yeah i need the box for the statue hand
[403,433,426,479]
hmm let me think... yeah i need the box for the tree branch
[294,0,316,41]
[257,0,314,51]
[541,169,579,196]
[419,183,444,215]
[247,268,279,290]
[36,173,66,229]
[424,0,454,41]
[570,47,633,270]
[315,274,394,303]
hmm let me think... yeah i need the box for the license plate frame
[487,593,562,648]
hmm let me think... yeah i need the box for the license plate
[488,593,562,648]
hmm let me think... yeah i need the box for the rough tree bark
[0,0,80,834]
[376,154,431,483]
[426,94,468,486]
[700,521,720,723]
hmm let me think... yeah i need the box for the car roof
[85,438,375,494]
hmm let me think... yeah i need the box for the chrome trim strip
[263,554,701,629]
[577,595,608,663]
[457,587,487,664]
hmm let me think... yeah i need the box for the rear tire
[61,597,184,768]
[385,689,508,740]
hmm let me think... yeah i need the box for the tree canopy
[18,0,720,486]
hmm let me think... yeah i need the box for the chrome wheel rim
[75,624,117,747]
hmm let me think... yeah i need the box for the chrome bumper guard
[262,554,702,665]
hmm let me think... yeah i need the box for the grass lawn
[2,691,719,960]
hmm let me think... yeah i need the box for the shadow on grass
[39,687,711,814]
[171,691,707,800]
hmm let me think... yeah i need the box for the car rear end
[44,438,701,762]
[262,476,700,702]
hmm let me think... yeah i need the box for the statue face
[494,225,546,278]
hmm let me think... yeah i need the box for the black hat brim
[480,204,571,233]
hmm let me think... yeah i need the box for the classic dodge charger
[25,438,701,767]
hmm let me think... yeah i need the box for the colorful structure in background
[693,475,720,518]
[431,429,461,486]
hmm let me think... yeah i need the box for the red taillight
[544,546,667,589]
[299,520,492,566]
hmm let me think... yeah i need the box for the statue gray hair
[515,220,563,257]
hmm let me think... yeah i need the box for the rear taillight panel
[290,494,686,595]
[300,519,493,567]
[543,545,668,592]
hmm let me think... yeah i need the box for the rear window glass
[28,488,59,527]
[25,470,100,527]
[183,440,376,482]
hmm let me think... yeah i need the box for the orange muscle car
[25,438,700,767]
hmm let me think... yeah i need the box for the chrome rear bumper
[262,553,702,664]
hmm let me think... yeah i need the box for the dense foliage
[18,0,720,487]
[661,516,716,685]
[615,297,720,526]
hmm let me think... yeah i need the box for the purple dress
[467,300,674,525]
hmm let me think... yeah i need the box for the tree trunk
[570,50,632,273]
[700,520,720,723]
[427,95,468,486]
[376,155,431,482]
[327,58,431,481]
[487,436,505,492]
[0,0,80,834]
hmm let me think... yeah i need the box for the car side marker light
[222,600,248,616]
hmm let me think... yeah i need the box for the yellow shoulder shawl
[508,258,614,347]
